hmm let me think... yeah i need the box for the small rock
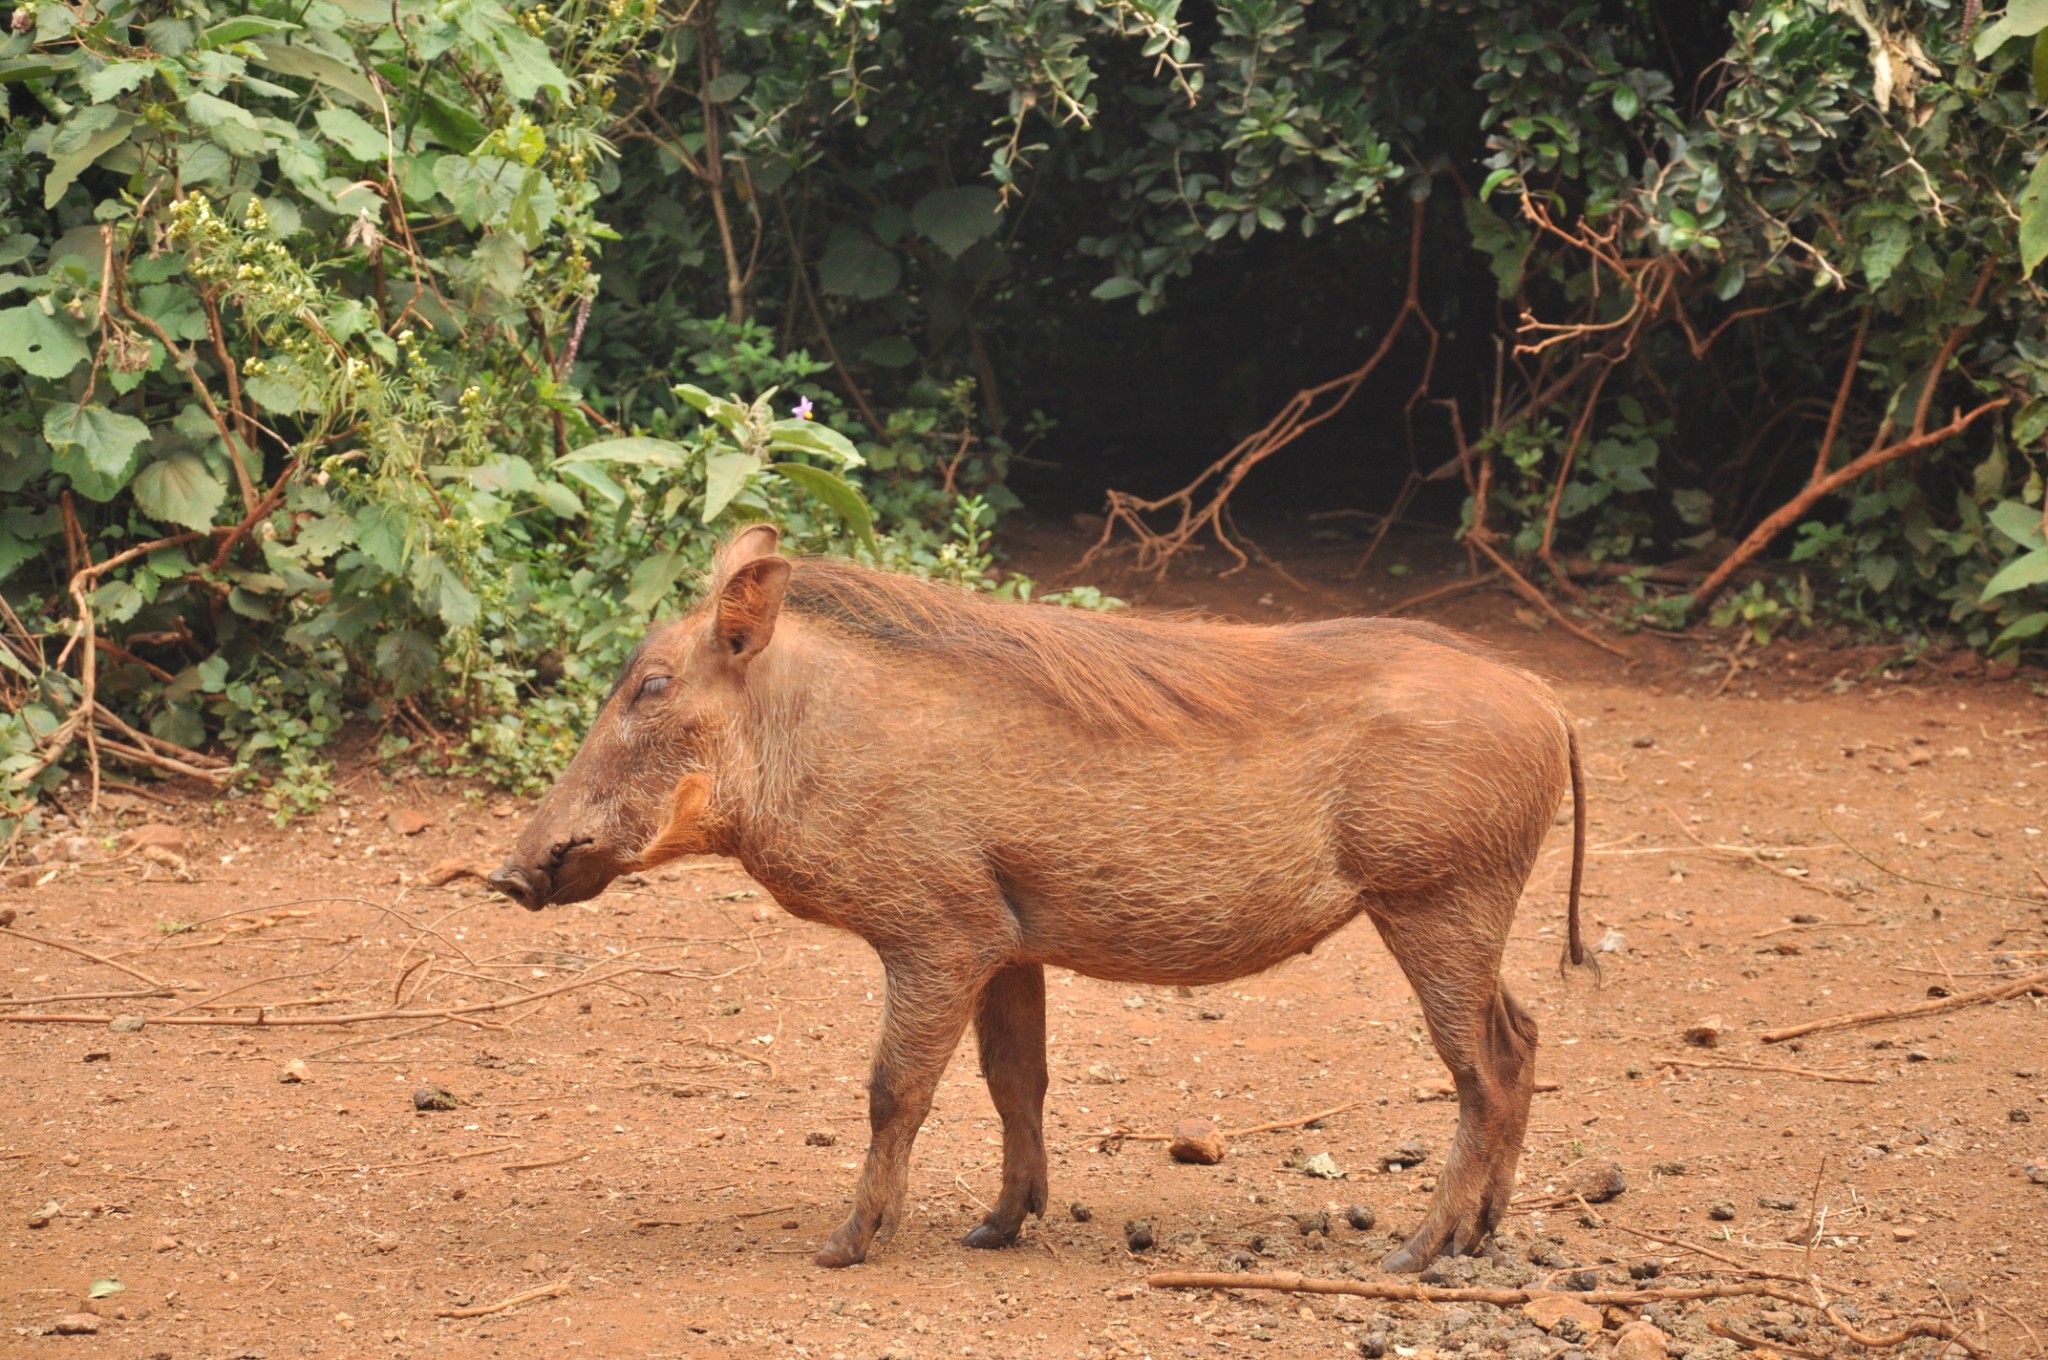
[279,1059,309,1084]
[1225,1249,1256,1271]
[1758,1195,1797,1211]
[107,1014,146,1033]
[1523,1293,1604,1335]
[804,1130,837,1147]
[27,1198,60,1228]
[489,801,517,818]
[59,1153,78,1167]
[413,1085,458,1112]
[1382,1137,1430,1170]
[1084,1063,1123,1084]
[1297,1151,1346,1179]
[1295,1211,1331,1236]
[82,1050,110,1063]
[1708,1200,1736,1221]
[51,1313,100,1336]
[151,1236,179,1253]
[2026,1164,2048,1185]
[1198,1008,1226,1021]
[1344,1204,1376,1231]
[1790,912,1822,925]
[1358,1332,1388,1358]
[2009,1108,2030,1124]
[1628,1257,1665,1280]
[1614,1321,1670,1360]
[1571,1160,1627,1203]
[1559,1268,1601,1291]
[1124,1219,1154,1252]
[1528,1239,1572,1268]
[1069,1202,1093,1223]
[422,857,492,887]
[1168,1119,1227,1166]
[523,1250,549,1274]
[1683,1015,1726,1048]
[1630,734,1655,749]
[1596,929,1626,955]
[120,823,185,853]
[1907,1049,1932,1062]
[1893,1226,1918,1240]
[389,808,433,837]
[0,906,15,926]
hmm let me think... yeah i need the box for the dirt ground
[4,519,2046,1360]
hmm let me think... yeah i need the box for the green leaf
[132,451,227,531]
[706,71,750,103]
[767,420,864,468]
[817,234,900,299]
[85,60,157,102]
[769,462,875,550]
[2020,153,2048,275]
[1991,610,2048,650]
[45,401,150,501]
[0,303,89,378]
[1610,82,1639,120]
[414,91,488,154]
[557,460,625,508]
[201,16,301,47]
[1091,276,1143,301]
[912,186,1002,258]
[1975,0,2048,58]
[1861,217,1910,288]
[251,41,378,106]
[1981,546,2048,601]
[0,56,77,84]
[493,28,571,101]
[314,106,389,163]
[44,107,137,209]
[2035,27,2048,100]
[554,436,692,469]
[624,547,690,614]
[534,480,583,518]
[2015,399,2048,448]
[703,450,759,522]
[412,554,478,629]
[375,629,438,695]
[1989,499,2047,550]
[860,335,918,367]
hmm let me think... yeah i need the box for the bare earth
[4,522,2046,1359]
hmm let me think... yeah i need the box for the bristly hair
[774,555,1486,740]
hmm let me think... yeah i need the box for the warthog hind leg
[1368,902,1535,1273]
[964,963,1050,1249]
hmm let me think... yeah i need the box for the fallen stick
[1822,1303,1985,1359]
[0,988,176,1007]
[1709,1319,1832,1360]
[0,924,173,990]
[1653,1056,1878,1085]
[502,1145,594,1173]
[1145,1270,1807,1308]
[1602,1223,1854,1292]
[1094,1099,1377,1145]
[434,1275,573,1319]
[1761,967,2048,1043]
[636,1202,795,1230]
[299,1146,507,1176]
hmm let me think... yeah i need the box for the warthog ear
[631,773,714,871]
[715,555,791,665]
[716,523,782,578]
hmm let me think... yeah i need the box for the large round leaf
[45,401,150,502]
[133,451,228,530]
[817,234,900,299]
[0,304,89,379]
[912,186,1002,259]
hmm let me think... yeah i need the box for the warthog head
[488,525,788,909]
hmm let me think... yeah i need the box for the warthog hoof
[815,1236,867,1268]
[962,1220,1021,1250]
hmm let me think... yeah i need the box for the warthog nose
[488,865,543,911]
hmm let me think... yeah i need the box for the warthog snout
[486,864,543,911]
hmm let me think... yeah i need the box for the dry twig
[1761,967,2048,1043]
[434,1275,573,1319]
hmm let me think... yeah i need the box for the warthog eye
[638,675,671,700]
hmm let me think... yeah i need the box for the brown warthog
[491,524,1587,1272]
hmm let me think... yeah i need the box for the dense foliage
[3,0,2047,832]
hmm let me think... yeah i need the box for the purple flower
[793,396,815,420]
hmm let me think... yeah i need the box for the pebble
[1683,1015,1726,1048]
[1523,1293,1604,1335]
[1069,1202,1093,1222]
[2027,1165,2048,1185]
[1893,1227,1918,1240]
[1382,1137,1430,1169]
[1344,1204,1376,1231]
[1168,1118,1227,1165]
[119,823,185,853]
[152,1235,179,1253]
[60,1153,79,1167]
[107,1014,146,1033]
[1758,1195,1798,1211]
[279,1059,308,1084]
[413,1085,458,1112]
[51,1313,100,1336]
[389,808,433,837]
[1123,1219,1154,1252]
[27,1198,60,1228]
[1559,1268,1601,1292]
[804,1130,837,1147]
[1630,734,1655,748]
[1198,1008,1226,1021]
[1295,1211,1331,1237]
[1571,1160,1627,1203]
[1708,1200,1737,1221]
[1296,1151,1346,1179]
[1225,1249,1256,1271]
[1628,1256,1665,1280]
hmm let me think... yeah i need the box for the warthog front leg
[817,950,990,1269]
[964,963,1049,1249]
[1369,901,1534,1273]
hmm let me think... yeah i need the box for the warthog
[492,524,1587,1271]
